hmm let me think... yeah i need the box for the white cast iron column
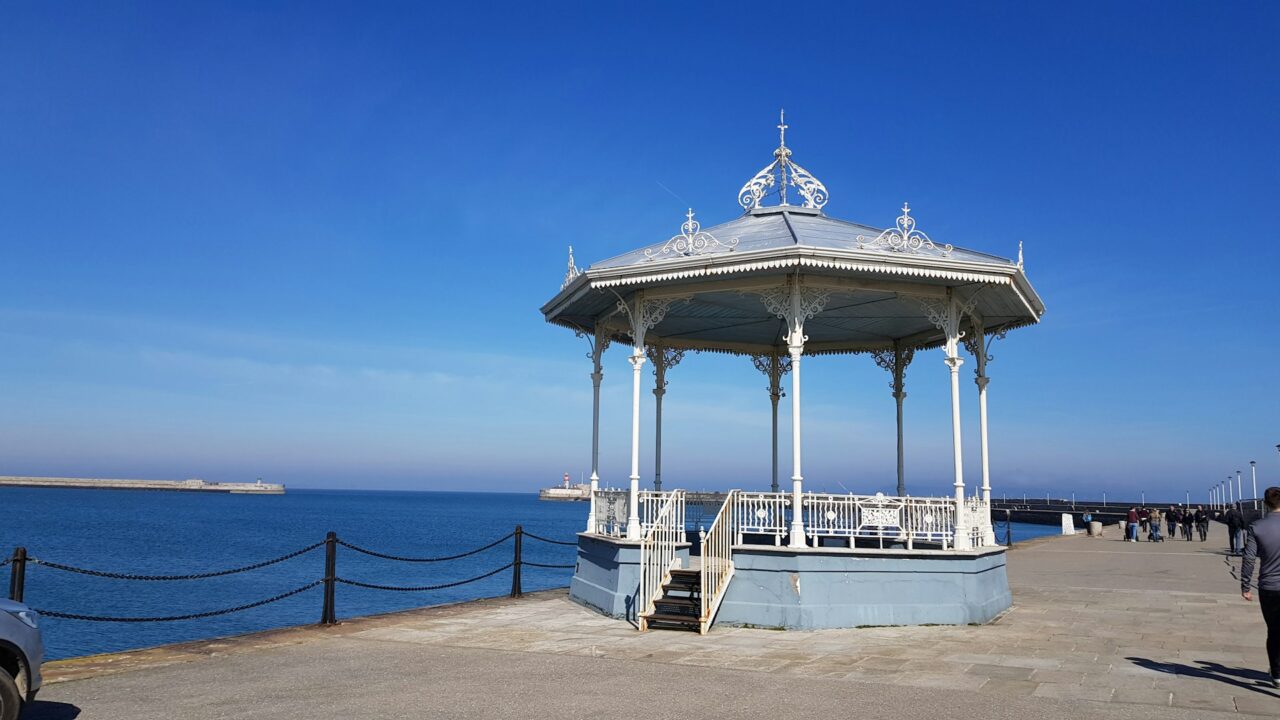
[617,292,679,540]
[964,319,999,546]
[627,347,645,539]
[586,328,609,533]
[918,290,974,551]
[756,278,831,549]
[787,327,805,547]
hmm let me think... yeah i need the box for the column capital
[892,390,907,400]
[652,386,665,399]
[974,375,990,390]
[944,356,965,370]
[628,351,647,370]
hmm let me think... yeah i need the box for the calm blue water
[0,487,1059,659]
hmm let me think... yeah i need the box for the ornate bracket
[962,318,1009,381]
[561,246,581,289]
[615,294,688,350]
[646,344,686,390]
[753,281,833,349]
[857,203,953,256]
[750,353,792,397]
[913,292,979,358]
[871,344,915,394]
[644,209,738,262]
[736,110,829,211]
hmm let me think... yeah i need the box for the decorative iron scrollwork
[644,209,738,262]
[857,203,953,256]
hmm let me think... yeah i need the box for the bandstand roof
[541,120,1045,356]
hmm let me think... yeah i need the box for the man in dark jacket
[1227,505,1246,555]
[1195,506,1209,542]
[1242,487,1280,687]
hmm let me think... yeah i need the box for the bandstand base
[570,534,1010,629]
[568,533,692,621]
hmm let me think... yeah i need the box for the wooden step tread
[644,612,701,625]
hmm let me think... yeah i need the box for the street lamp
[1237,470,1244,508]
[1228,476,1234,505]
[1252,461,1259,512]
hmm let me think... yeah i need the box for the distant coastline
[0,475,285,494]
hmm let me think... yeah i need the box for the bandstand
[540,116,1045,633]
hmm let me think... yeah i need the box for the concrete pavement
[27,521,1276,719]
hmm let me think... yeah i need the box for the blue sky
[0,2,1276,499]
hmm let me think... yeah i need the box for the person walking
[1167,505,1179,538]
[1182,509,1195,541]
[1149,508,1163,542]
[1126,507,1139,542]
[1195,506,1209,542]
[1241,487,1280,687]
[1227,505,1246,555]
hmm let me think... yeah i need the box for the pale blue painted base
[716,546,1011,629]
[569,535,1010,629]
[568,533,691,622]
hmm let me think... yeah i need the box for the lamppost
[1185,490,1189,507]
[1237,470,1244,508]
[1252,461,1259,512]
[1228,476,1234,506]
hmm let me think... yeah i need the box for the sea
[1,487,1060,660]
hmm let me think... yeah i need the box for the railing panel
[699,490,737,634]
[733,491,789,545]
[638,491,684,630]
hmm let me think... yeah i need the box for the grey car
[0,599,42,720]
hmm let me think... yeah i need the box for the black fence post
[320,532,337,625]
[1004,510,1013,548]
[510,525,523,598]
[8,548,26,603]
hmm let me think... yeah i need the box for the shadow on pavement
[22,700,82,719]
[1127,657,1280,697]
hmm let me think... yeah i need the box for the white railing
[590,489,683,538]
[592,488,993,550]
[591,489,630,537]
[699,490,737,634]
[733,491,790,545]
[638,490,685,631]
[806,492,959,549]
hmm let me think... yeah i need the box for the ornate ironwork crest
[857,203,953,256]
[737,111,829,211]
[644,209,738,262]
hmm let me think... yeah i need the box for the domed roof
[542,119,1043,355]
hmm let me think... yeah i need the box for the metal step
[643,612,700,629]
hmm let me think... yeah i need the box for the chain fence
[6,526,577,625]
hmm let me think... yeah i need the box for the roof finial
[561,245,580,289]
[738,112,827,211]
[1017,241,1024,269]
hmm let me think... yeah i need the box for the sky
[0,1,1276,500]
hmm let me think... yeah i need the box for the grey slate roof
[590,206,1017,271]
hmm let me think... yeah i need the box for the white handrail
[699,489,738,634]
[638,490,684,631]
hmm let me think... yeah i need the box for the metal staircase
[638,490,737,634]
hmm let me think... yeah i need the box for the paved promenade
[28,522,1276,719]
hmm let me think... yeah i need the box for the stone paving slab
[29,521,1279,718]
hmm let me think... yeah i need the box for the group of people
[1119,505,1209,542]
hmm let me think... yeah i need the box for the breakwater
[0,475,284,494]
